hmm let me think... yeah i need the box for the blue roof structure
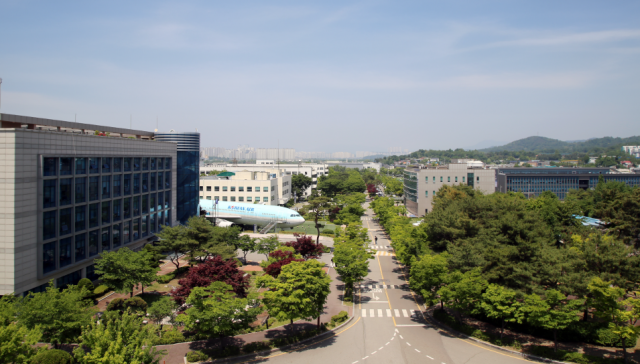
[573,215,605,227]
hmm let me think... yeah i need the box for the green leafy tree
[0,323,42,364]
[0,294,18,326]
[480,284,521,339]
[333,240,374,297]
[292,173,313,200]
[521,289,582,352]
[307,196,333,245]
[235,235,258,263]
[73,310,165,364]
[257,235,280,260]
[178,281,260,338]
[437,269,487,323]
[259,260,332,330]
[410,254,449,308]
[94,248,159,297]
[17,282,94,346]
[142,243,166,268]
[147,297,176,331]
[155,224,188,270]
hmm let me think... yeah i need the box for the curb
[426,310,570,364]
[199,314,356,364]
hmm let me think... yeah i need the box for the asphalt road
[230,204,531,364]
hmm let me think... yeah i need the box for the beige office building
[199,170,291,205]
[404,163,496,216]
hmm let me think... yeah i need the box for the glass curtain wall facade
[403,170,418,216]
[154,132,200,224]
[40,156,173,282]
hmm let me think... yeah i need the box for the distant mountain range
[478,136,640,153]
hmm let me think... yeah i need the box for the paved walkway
[155,267,352,364]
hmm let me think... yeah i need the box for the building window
[123,221,131,244]
[113,158,122,172]
[214,196,219,201]
[223,186,228,191]
[165,158,171,170]
[89,203,99,228]
[231,186,236,192]
[433,191,436,196]
[113,224,121,248]
[75,177,86,203]
[440,176,443,182]
[158,172,163,190]
[455,176,458,183]
[44,157,57,176]
[60,158,73,176]
[165,191,170,209]
[60,208,72,236]
[142,157,149,171]
[150,214,156,234]
[214,186,219,191]
[263,187,269,192]
[113,199,122,221]
[239,197,244,202]
[75,205,86,232]
[271,186,274,192]
[150,157,156,170]
[142,216,148,237]
[247,197,252,202]
[75,234,86,261]
[150,194,156,213]
[102,158,111,173]
[123,197,131,218]
[89,230,99,256]
[426,191,428,197]
[165,171,171,189]
[43,180,56,208]
[43,242,56,274]
[223,196,228,201]
[102,176,111,199]
[60,178,72,206]
[86,264,99,281]
[102,201,111,225]
[113,175,122,197]
[256,196,260,201]
[206,196,211,200]
[239,186,244,192]
[133,195,140,216]
[463,176,465,182]
[433,176,435,182]
[142,173,149,192]
[133,218,140,240]
[89,176,99,201]
[256,186,260,192]
[247,187,252,192]
[200,186,203,192]
[89,158,100,174]
[150,172,156,191]
[133,174,141,194]
[123,174,131,195]
[59,237,72,268]
[263,197,269,202]
[133,158,141,171]
[206,186,211,191]
[157,158,163,170]
[101,227,110,251]
[124,157,132,172]
[142,194,149,214]
[158,193,164,210]
[43,211,56,240]
[75,158,87,174]
[230,196,236,202]
[477,176,480,181]
[57,270,81,290]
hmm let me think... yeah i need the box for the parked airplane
[199,200,305,228]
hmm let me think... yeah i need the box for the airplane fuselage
[199,200,305,228]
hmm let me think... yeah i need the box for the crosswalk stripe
[378,309,383,317]
[370,309,374,318]
[394,309,400,317]
[410,310,416,317]
[402,309,409,317]
[362,309,366,317]
[386,309,392,317]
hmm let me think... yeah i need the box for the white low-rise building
[199,169,291,205]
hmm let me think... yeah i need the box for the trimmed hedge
[328,311,349,328]
[93,285,110,296]
[186,350,209,362]
[125,296,147,314]
[31,349,74,364]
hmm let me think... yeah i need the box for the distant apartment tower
[154,131,200,224]
[622,146,640,158]
[256,148,295,161]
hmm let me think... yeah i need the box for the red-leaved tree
[265,250,305,277]
[366,183,378,197]
[284,234,324,260]
[171,255,249,305]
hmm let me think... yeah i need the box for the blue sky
[1,1,639,153]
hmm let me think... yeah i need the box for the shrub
[124,296,147,314]
[156,274,174,284]
[186,350,209,362]
[242,341,271,354]
[93,285,110,296]
[152,328,186,345]
[77,278,94,293]
[329,311,349,328]
[106,298,126,312]
[322,228,334,235]
[31,349,74,364]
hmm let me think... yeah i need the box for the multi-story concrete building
[622,146,640,158]
[199,170,291,205]
[404,164,496,216]
[496,167,640,200]
[0,113,180,296]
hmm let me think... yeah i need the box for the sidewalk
[155,267,352,364]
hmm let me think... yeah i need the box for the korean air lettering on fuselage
[227,205,256,213]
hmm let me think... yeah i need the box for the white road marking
[402,309,409,317]
[386,342,390,345]
[395,329,399,333]
[370,309,374,317]
[372,351,377,354]
[378,309,383,317]
[394,309,400,317]
[415,349,421,353]
[379,347,383,350]
[386,309,392,317]
[362,309,366,317]
[391,337,394,340]
[427,356,434,360]
[410,309,416,317]
[353,362,359,364]
[407,342,411,346]
[363,356,368,360]
[400,335,404,339]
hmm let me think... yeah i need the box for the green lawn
[275,221,337,235]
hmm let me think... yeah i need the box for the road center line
[415,349,421,353]
[427,356,434,360]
